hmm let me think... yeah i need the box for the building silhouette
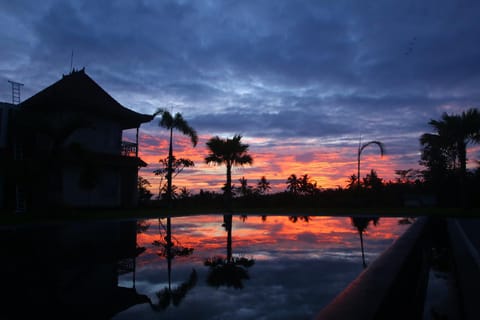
[1,68,153,212]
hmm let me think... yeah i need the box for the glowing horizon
[134,130,422,196]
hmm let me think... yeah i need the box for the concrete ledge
[447,219,480,320]
[316,216,430,320]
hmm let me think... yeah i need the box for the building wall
[64,114,123,155]
[1,101,144,211]
[63,165,122,207]
[0,103,15,149]
[0,103,15,210]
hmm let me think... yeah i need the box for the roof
[20,68,153,129]
[0,102,15,108]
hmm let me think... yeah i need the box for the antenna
[8,80,24,105]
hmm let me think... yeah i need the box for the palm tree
[237,176,252,197]
[421,108,480,205]
[256,176,271,195]
[357,140,385,189]
[153,108,198,205]
[205,135,253,211]
[286,174,301,194]
[428,109,480,174]
[350,216,380,268]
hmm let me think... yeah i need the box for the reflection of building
[1,69,153,212]
[0,220,149,318]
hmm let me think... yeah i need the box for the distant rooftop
[20,68,153,129]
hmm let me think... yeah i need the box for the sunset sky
[1,1,480,194]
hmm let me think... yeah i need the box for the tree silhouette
[346,174,358,189]
[286,174,318,195]
[151,217,196,310]
[256,176,271,195]
[427,109,480,175]
[204,214,255,289]
[350,216,380,268]
[237,176,253,197]
[362,169,383,190]
[137,176,153,202]
[286,174,301,194]
[153,109,198,205]
[205,135,253,211]
[153,156,194,199]
[357,140,385,190]
[298,174,319,195]
[288,215,311,223]
[394,169,423,184]
[420,108,480,206]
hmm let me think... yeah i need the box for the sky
[1,0,480,194]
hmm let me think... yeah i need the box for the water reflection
[350,216,380,268]
[205,214,255,289]
[289,215,311,223]
[1,215,410,320]
[0,221,149,318]
[150,216,197,310]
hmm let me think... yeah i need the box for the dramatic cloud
[2,0,479,192]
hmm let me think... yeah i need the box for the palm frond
[359,140,385,157]
[153,108,174,129]
[173,113,198,146]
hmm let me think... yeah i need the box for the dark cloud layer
[2,0,480,176]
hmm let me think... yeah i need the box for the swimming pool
[1,214,411,319]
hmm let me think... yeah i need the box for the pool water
[0,214,411,319]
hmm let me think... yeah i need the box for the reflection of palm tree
[357,140,385,189]
[151,217,196,310]
[288,216,311,223]
[204,214,255,289]
[152,269,197,310]
[205,135,253,211]
[350,216,380,268]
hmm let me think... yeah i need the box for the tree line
[139,108,480,210]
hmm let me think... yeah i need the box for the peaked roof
[20,68,153,129]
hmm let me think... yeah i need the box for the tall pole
[357,140,385,191]
[357,137,362,190]
[135,126,139,158]
[166,127,174,206]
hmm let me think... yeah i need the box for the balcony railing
[121,141,137,157]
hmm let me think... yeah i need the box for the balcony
[121,141,137,157]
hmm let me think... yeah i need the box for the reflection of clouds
[296,231,318,243]
[116,215,409,319]
[117,259,363,320]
